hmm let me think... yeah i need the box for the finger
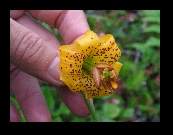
[10,65,51,122]
[12,12,94,117]
[15,13,61,50]
[10,10,60,50]
[27,10,90,44]
[56,86,93,117]
[10,10,25,19]
[10,18,62,86]
[10,10,94,117]
[10,101,21,122]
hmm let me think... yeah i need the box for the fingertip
[56,10,90,44]
[56,86,94,118]
[10,10,25,19]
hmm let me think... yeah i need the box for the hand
[10,10,93,122]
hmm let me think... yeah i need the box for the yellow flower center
[82,56,96,75]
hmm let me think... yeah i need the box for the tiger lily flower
[59,30,123,98]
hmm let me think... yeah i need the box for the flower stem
[81,91,97,122]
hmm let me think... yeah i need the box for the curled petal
[112,62,123,75]
[92,34,121,65]
[111,69,119,83]
[75,30,100,56]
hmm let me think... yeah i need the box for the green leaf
[10,96,20,109]
[142,16,160,23]
[41,22,53,32]
[41,86,55,113]
[128,96,137,107]
[53,28,62,41]
[116,10,127,15]
[86,14,107,21]
[120,60,137,77]
[145,37,160,47]
[120,108,134,119]
[52,103,70,117]
[10,96,26,122]
[71,116,89,122]
[142,10,160,16]
[138,104,152,112]
[103,103,121,119]
[96,110,115,122]
[144,25,160,33]
[112,28,126,39]
[142,10,160,23]
[139,104,160,116]
[126,43,146,53]
[98,116,115,122]
[20,110,26,122]
[126,70,146,91]
[52,117,62,122]
[141,48,156,64]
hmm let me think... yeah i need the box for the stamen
[101,80,114,92]
[93,63,120,91]
[92,67,101,88]
[96,63,113,70]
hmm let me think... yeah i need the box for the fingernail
[48,57,60,82]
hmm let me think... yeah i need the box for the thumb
[10,18,62,86]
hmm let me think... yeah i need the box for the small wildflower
[59,30,123,98]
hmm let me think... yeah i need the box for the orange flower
[59,30,123,98]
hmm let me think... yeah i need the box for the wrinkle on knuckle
[22,37,46,67]
[13,31,47,69]
[11,30,31,62]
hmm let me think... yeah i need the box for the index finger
[27,10,90,44]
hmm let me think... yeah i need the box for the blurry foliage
[10,10,160,122]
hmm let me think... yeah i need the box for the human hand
[10,10,93,122]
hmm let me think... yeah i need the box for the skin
[10,10,93,122]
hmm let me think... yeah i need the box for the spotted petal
[59,30,123,98]
[75,30,100,57]
[92,34,121,65]
[59,44,84,76]
[60,72,114,98]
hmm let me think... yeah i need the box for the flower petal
[92,34,121,65]
[75,30,100,57]
[59,30,123,99]
[60,73,84,93]
[112,62,123,75]
[59,44,84,76]
[60,72,113,98]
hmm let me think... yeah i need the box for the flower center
[82,57,119,92]
[82,56,96,75]
[93,63,119,92]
